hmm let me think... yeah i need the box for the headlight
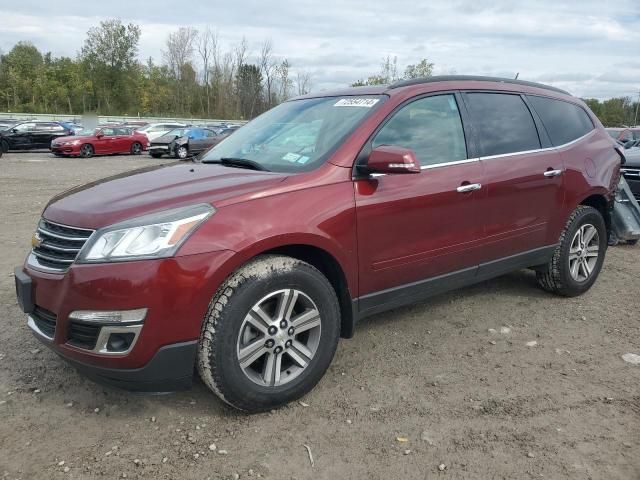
[64,140,81,146]
[78,204,214,263]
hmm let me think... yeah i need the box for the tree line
[0,19,637,126]
[0,19,312,120]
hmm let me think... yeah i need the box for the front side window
[527,95,594,146]
[372,94,467,166]
[201,95,384,173]
[14,122,35,132]
[465,93,541,157]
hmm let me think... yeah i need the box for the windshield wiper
[202,157,269,171]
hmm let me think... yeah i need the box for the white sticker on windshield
[334,98,379,108]
[282,152,301,162]
[297,156,310,164]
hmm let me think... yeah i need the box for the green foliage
[351,56,433,87]
[0,20,297,119]
[583,97,639,127]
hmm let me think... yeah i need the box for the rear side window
[372,94,468,166]
[527,96,594,146]
[465,93,540,156]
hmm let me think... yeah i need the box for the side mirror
[96,132,104,139]
[11,128,18,133]
[365,145,421,174]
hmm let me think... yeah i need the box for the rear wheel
[79,144,94,158]
[130,142,142,155]
[536,205,607,296]
[197,255,340,412]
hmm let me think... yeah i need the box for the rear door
[354,93,485,312]
[462,92,565,264]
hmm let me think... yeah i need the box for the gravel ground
[1,151,639,480]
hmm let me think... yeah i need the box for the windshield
[200,95,385,172]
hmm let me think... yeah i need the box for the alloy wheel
[177,146,188,159]
[80,144,93,158]
[568,223,599,282]
[236,289,322,387]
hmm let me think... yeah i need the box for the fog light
[106,332,136,352]
[68,308,147,324]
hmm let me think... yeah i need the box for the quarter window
[465,93,541,157]
[372,94,468,166]
[527,95,594,146]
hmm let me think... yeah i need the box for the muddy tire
[536,205,607,296]
[197,255,340,412]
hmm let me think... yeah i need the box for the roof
[290,75,571,101]
[389,75,571,95]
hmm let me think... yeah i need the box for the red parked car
[15,76,621,412]
[50,126,148,158]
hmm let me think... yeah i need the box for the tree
[163,27,199,114]
[404,59,434,79]
[80,19,141,113]
[352,56,433,86]
[236,64,263,119]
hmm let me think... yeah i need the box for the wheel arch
[214,242,357,339]
[578,192,612,233]
[262,244,356,339]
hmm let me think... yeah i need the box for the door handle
[456,183,482,193]
[543,169,563,177]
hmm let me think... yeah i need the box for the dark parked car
[621,146,640,202]
[1,121,73,152]
[14,76,620,412]
[148,127,223,159]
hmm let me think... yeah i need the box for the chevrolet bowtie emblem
[31,232,42,249]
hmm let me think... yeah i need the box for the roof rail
[389,75,571,96]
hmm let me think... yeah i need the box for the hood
[51,135,82,144]
[43,163,287,228]
[623,148,640,167]
[151,134,180,145]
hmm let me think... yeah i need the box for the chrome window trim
[479,129,596,161]
[362,129,596,178]
[421,157,479,170]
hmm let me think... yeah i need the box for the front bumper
[15,249,235,391]
[51,144,81,155]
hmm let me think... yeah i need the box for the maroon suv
[14,76,621,412]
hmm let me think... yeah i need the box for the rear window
[465,93,541,157]
[527,96,594,146]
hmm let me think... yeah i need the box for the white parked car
[136,122,187,141]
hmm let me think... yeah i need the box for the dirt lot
[0,151,639,480]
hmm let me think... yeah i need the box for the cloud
[0,0,639,99]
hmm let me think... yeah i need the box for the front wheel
[1,139,9,153]
[79,144,94,158]
[536,205,607,296]
[197,255,340,412]
[176,145,189,159]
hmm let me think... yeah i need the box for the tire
[79,144,94,158]
[197,255,341,412]
[176,145,189,159]
[628,239,638,246]
[1,139,8,153]
[150,152,163,158]
[536,205,607,296]
[130,142,142,155]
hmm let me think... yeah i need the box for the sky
[0,0,639,100]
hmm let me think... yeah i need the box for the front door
[354,93,485,313]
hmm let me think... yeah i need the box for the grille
[31,219,94,272]
[32,306,57,338]
[67,321,101,350]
